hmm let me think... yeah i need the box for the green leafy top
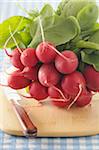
[57,0,96,17]
[29,15,80,48]
[0,1,99,71]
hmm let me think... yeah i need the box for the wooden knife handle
[11,101,37,137]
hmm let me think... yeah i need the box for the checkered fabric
[0,1,99,150]
[0,131,99,150]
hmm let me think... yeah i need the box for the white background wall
[0,0,61,22]
[0,0,99,22]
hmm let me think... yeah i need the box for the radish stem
[38,15,72,63]
[38,16,45,43]
[3,17,24,49]
[48,44,71,61]
[9,26,22,53]
[16,3,30,15]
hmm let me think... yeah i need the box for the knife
[3,86,37,137]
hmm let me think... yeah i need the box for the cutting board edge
[0,127,99,137]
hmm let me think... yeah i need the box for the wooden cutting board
[0,86,99,137]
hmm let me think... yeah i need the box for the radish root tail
[19,93,33,99]
[0,83,9,87]
[44,80,68,101]
[51,85,69,101]
[67,84,82,110]
[4,48,12,57]
[51,98,69,102]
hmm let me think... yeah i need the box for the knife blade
[1,73,37,137]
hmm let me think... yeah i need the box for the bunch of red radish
[4,41,99,109]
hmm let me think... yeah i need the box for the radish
[38,63,61,87]
[21,65,39,81]
[84,66,99,92]
[48,85,72,108]
[36,42,57,63]
[52,99,72,108]
[55,50,78,74]
[4,48,24,70]
[61,71,86,100]
[21,48,38,67]
[8,70,31,89]
[48,85,63,99]
[76,88,92,107]
[29,81,48,100]
[48,84,67,99]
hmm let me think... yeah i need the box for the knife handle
[11,101,37,137]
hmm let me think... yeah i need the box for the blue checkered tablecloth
[0,1,99,150]
[0,131,99,150]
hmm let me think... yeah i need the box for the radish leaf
[58,0,96,17]
[77,4,98,31]
[29,15,80,48]
[0,16,30,48]
[81,51,99,71]
[40,4,54,18]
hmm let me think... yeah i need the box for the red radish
[52,99,72,108]
[55,50,78,74]
[8,70,31,90]
[38,63,61,87]
[76,88,92,107]
[4,48,24,70]
[21,48,38,67]
[48,85,72,108]
[61,71,86,97]
[48,85,63,99]
[29,81,48,100]
[48,85,67,99]
[36,42,57,63]
[84,66,99,92]
[21,65,39,81]
[67,84,83,109]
